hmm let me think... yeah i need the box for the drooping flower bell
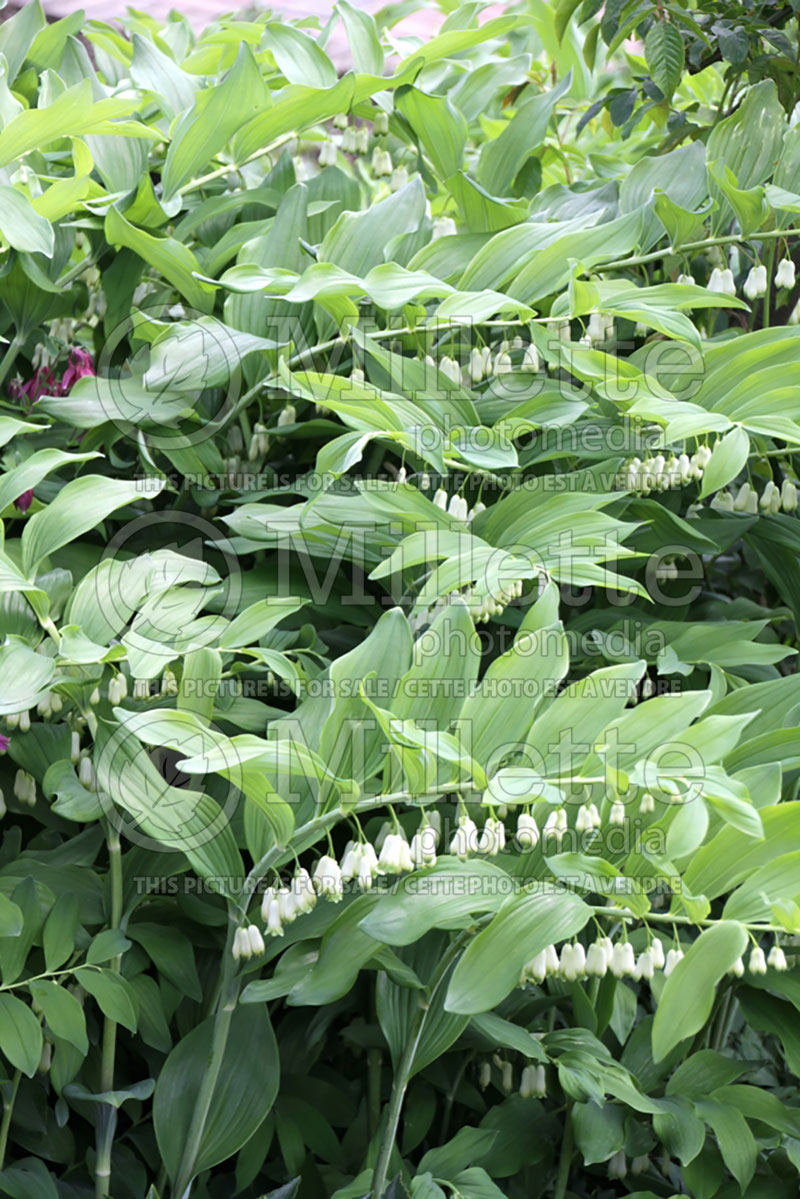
[775,258,796,289]
[60,348,95,393]
[378,830,414,874]
[743,264,768,300]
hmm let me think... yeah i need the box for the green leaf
[74,968,138,1033]
[0,639,55,715]
[105,208,215,313]
[694,1098,757,1192]
[0,897,23,939]
[86,928,131,965]
[360,860,512,947]
[0,448,100,519]
[0,186,54,256]
[161,43,271,198]
[43,893,79,972]
[336,1,384,75]
[644,21,684,101]
[445,886,592,1014]
[21,475,164,576]
[154,1004,279,1186]
[395,86,467,180]
[28,981,88,1055]
[264,24,337,88]
[652,922,747,1060]
[218,596,306,649]
[0,994,43,1077]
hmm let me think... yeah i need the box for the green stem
[370,936,466,1199]
[367,1048,382,1141]
[177,133,295,196]
[95,827,123,1199]
[763,240,776,329]
[712,986,736,1052]
[553,1103,574,1199]
[588,905,789,935]
[0,336,23,392]
[602,225,800,272]
[171,915,240,1199]
[0,1069,21,1170]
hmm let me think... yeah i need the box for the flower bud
[78,757,96,791]
[247,925,265,956]
[521,343,539,372]
[479,1059,491,1089]
[743,264,767,300]
[775,258,796,289]
[355,127,369,154]
[432,487,448,510]
[373,109,389,135]
[501,1060,513,1094]
[608,1151,627,1180]
[478,816,505,856]
[356,842,379,890]
[291,868,317,914]
[515,811,539,850]
[519,1064,537,1099]
[728,956,745,977]
[664,947,684,976]
[333,112,349,130]
[749,945,767,975]
[450,814,478,859]
[493,350,512,376]
[733,482,753,512]
[637,949,655,980]
[312,855,343,900]
[781,479,798,511]
[318,141,337,167]
[710,490,734,512]
[440,355,461,384]
[390,166,408,191]
[378,831,414,874]
[232,927,251,961]
[410,825,437,868]
[585,941,608,977]
[469,347,484,383]
[432,216,457,239]
[520,949,548,984]
[760,480,777,510]
[708,267,736,297]
[768,944,788,971]
[447,494,469,522]
[611,942,636,978]
[677,273,695,285]
[650,938,665,969]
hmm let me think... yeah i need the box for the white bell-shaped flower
[775,257,796,289]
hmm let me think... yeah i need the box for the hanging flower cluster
[711,478,798,515]
[519,934,788,987]
[622,447,711,492]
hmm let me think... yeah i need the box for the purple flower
[14,489,33,514]
[0,734,9,753]
[8,365,57,407]
[60,348,95,394]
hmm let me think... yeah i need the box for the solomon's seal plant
[0,1,800,1197]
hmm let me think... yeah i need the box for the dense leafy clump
[1,1,800,1197]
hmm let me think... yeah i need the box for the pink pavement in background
[40,0,508,68]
